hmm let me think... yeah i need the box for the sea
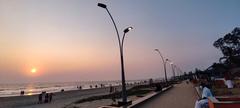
[0,80,145,97]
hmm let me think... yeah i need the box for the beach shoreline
[0,85,136,108]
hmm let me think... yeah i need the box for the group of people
[88,84,106,89]
[77,86,82,90]
[109,85,117,93]
[20,91,25,95]
[38,92,53,104]
[191,70,238,108]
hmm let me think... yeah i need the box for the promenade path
[138,82,198,108]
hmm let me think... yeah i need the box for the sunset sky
[0,0,240,83]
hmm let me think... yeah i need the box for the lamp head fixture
[98,3,107,8]
[124,27,133,33]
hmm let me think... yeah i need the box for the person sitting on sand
[111,86,117,104]
[194,83,213,108]
[38,93,42,104]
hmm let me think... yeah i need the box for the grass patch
[74,85,154,104]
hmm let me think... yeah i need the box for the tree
[213,27,240,64]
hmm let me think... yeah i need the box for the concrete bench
[208,97,240,108]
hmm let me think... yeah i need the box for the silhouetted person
[95,85,98,88]
[61,89,64,92]
[49,93,53,102]
[79,86,82,90]
[90,85,92,89]
[111,87,117,104]
[109,86,113,94]
[45,93,49,103]
[100,84,104,88]
[20,91,24,96]
[38,93,43,104]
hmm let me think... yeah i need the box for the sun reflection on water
[27,92,33,96]
[26,85,34,96]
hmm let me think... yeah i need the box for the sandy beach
[0,85,135,108]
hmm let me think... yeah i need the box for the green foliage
[195,68,203,73]
[74,85,153,104]
[213,27,240,58]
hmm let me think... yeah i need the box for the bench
[208,97,240,108]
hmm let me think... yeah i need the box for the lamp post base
[117,100,132,106]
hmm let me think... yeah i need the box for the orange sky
[0,0,239,83]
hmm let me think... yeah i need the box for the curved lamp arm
[98,3,122,53]
[121,27,133,49]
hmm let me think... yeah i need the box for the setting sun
[31,68,37,73]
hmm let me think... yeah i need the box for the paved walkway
[138,82,198,108]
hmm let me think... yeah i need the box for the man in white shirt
[194,83,213,108]
[225,79,234,88]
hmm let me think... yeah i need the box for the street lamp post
[174,65,183,79]
[98,3,133,105]
[166,59,176,80]
[154,49,167,83]
[177,66,183,77]
[171,64,176,79]
[173,65,178,77]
